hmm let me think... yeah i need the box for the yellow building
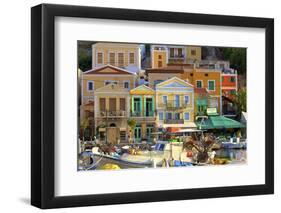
[155,77,196,130]
[146,64,222,115]
[151,45,202,68]
[94,83,130,144]
[92,42,141,73]
[80,65,136,121]
[130,85,156,142]
[182,68,222,114]
[185,46,202,62]
[151,45,168,69]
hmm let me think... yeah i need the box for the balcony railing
[159,101,189,110]
[164,119,184,124]
[131,111,154,117]
[99,110,126,117]
[169,54,185,59]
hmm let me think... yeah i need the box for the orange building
[146,64,222,115]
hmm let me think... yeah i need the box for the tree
[80,118,89,142]
[233,88,247,118]
[78,49,92,71]
[127,119,137,143]
[221,48,246,75]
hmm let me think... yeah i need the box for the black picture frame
[31,3,274,209]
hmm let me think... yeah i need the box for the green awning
[196,99,208,106]
[196,116,246,129]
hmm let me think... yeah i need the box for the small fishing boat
[221,138,247,149]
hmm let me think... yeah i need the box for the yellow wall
[82,74,135,98]
[182,69,221,96]
[148,73,182,88]
[152,51,167,68]
[156,91,194,123]
[182,69,221,113]
[186,46,202,61]
[93,45,139,67]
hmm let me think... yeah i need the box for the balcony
[159,101,189,110]
[169,54,185,59]
[131,111,154,117]
[99,110,126,117]
[164,119,184,124]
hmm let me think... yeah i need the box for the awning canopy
[163,122,197,129]
[196,115,246,129]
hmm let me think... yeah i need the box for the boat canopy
[196,115,246,129]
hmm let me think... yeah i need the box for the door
[109,98,116,112]
[146,98,153,116]
[175,95,180,107]
[107,127,120,145]
[134,125,142,143]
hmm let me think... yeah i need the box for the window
[162,96,168,104]
[120,98,126,111]
[129,52,135,64]
[208,80,215,91]
[99,98,106,111]
[184,112,190,121]
[109,52,115,65]
[170,48,175,57]
[178,48,183,56]
[133,98,141,112]
[166,112,172,120]
[175,95,180,107]
[184,95,189,104]
[191,49,196,56]
[118,52,124,67]
[97,52,103,64]
[87,81,94,91]
[159,112,164,120]
[230,76,236,82]
[124,81,130,89]
[109,98,116,111]
[158,55,162,59]
[174,112,180,120]
[196,80,202,88]
[105,80,118,85]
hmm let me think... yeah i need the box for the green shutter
[152,96,155,116]
[143,97,146,117]
[140,97,142,116]
[131,96,135,112]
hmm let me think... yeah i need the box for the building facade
[130,85,156,143]
[155,77,196,130]
[92,42,141,73]
[151,45,202,69]
[146,64,222,115]
[181,68,222,115]
[94,83,131,144]
[80,65,136,121]
[221,69,238,116]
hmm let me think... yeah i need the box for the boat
[78,151,100,170]
[221,138,247,149]
[91,141,194,167]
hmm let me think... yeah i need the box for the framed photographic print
[31,3,274,209]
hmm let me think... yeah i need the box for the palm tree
[127,118,137,143]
